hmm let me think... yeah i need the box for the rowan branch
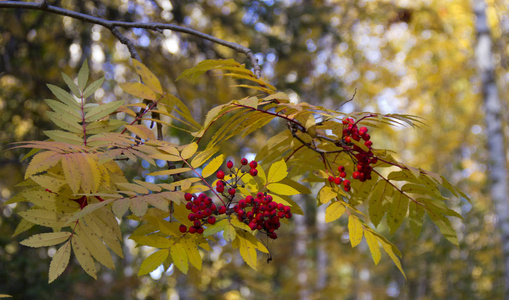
[0,1,261,77]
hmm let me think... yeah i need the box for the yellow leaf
[25,151,62,178]
[348,215,363,247]
[325,202,346,223]
[117,183,150,194]
[19,209,70,227]
[364,230,381,265]
[119,82,157,100]
[61,154,81,194]
[267,159,288,183]
[151,153,182,162]
[125,124,156,140]
[76,222,115,270]
[267,183,300,196]
[112,198,130,218]
[182,238,202,270]
[138,249,170,276]
[239,237,258,270]
[148,168,191,176]
[20,232,71,248]
[319,185,337,204]
[170,242,189,274]
[201,154,224,178]
[133,60,163,94]
[49,241,71,283]
[180,142,198,160]
[381,240,406,279]
[72,234,97,279]
[203,219,228,237]
[223,222,237,242]
[190,146,220,168]
[130,198,148,217]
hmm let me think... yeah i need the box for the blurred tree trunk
[473,0,509,297]
[295,197,310,300]
[315,204,327,291]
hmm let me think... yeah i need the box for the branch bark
[0,1,261,77]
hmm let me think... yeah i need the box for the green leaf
[267,159,288,183]
[387,192,409,234]
[49,241,71,283]
[409,201,425,236]
[428,211,459,246]
[138,249,170,276]
[203,219,228,237]
[78,59,89,91]
[20,232,71,248]
[348,215,363,247]
[47,84,80,108]
[83,77,106,98]
[84,100,124,122]
[44,130,83,145]
[325,202,346,223]
[44,99,81,119]
[201,154,224,178]
[223,222,237,242]
[369,180,390,227]
[62,73,81,97]
[120,82,157,101]
[381,240,406,279]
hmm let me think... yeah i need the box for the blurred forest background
[0,0,506,299]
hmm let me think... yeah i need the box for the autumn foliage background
[0,0,505,299]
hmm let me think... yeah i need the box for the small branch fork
[0,1,261,77]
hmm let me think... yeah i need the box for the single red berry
[365,140,373,148]
[227,160,234,169]
[342,119,349,125]
[245,195,253,204]
[194,220,201,227]
[344,136,351,143]
[340,172,347,178]
[210,204,217,211]
[228,188,236,196]
[328,176,334,182]
[267,202,276,210]
[343,179,351,187]
[269,232,278,239]
[188,213,196,221]
[334,177,342,185]
[185,202,193,210]
[353,171,360,179]
[277,203,285,211]
[249,160,258,169]
[370,158,378,164]
[278,211,285,218]
[285,212,293,218]
[197,227,204,234]
[250,168,258,176]
[338,166,345,172]
[179,224,187,233]
[207,216,216,224]
[362,134,371,141]
[204,208,212,216]
[184,193,193,201]
[284,206,291,214]
[196,211,204,219]
[189,226,197,234]
[241,158,248,165]
[344,185,351,192]
[216,185,225,193]
[249,222,257,230]
[216,170,225,179]
[239,200,247,208]
[218,206,227,214]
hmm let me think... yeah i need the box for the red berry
[218,206,226,214]
[245,195,253,204]
[184,193,193,201]
[207,216,216,224]
[284,206,291,214]
[227,160,234,169]
[353,171,360,179]
[342,119,349,125]
[189,226,197,234]
[338,166,345,172]
[239,200,247,208]
[250,168,258,176]
[216,170,225,179]
[241,158,248,165]
[344,136,351,143]
[340,172,347,178]
[216,184,225,193]
[185,202,193,210]
[334,177,342,185]
[365,141,373,148]
[277,203,285,211]
[179,224,187,233]
[344,185,351,192]
[328,176,334,182]
[285,212,292,219]
[249,222,257,230]
[343,179,351,187]
[197,227,204,234]
[228,188,236,196]
[194,220,201,227]
[362,134,371,141]
[188,213,196,221]
[249,161,258,168]
[257,192,264,199]
[359,127,368,135]
[269,232,277,239]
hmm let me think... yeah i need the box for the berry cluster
[180,192,217,234]
[233,192,292,239]
[181,158,292,240]
[327,118,379,192]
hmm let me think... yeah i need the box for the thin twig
[337,88,357,109]
[0,1,261,77]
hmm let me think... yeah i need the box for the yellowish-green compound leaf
[62,72,80,97]
[125,124,156,140]
[49,241,71,283]
[61,154,81,194]
[148,168,191,176]
[76,222,115,270]
[267,159,288,183]
[387,192,409,234]
[319,185,337,204]
[325,202,346,223]
[203,219,228,237]
[223,222,237,242]
[83,77,105,98]
[72,234,97,279]
[112,198,130,218]
[409,201,425,236]
[25,151,62,178]
[120,82,157,101]
[44,99,81,119]
[182,238,202,270]
[47,84,80,108]
[201,154,224,178]
[85,100,124,122]
[190,146,220,168]
[170,242,189,274]
[44,130,83,145]
[138,249,170,276]
[77,59,89,91]
[20,232,71,248]
[133,60,163,94]
[239,237,258,270]
[369,180,390,227]
[428,211,459,246]
[381,240,406,279]
[267,183,300,196]
[180,142,198,160]
[348,215,363,247]
[19,209,70,228]
[364,230,381,265]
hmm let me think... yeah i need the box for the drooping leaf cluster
[6,58,467,282]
